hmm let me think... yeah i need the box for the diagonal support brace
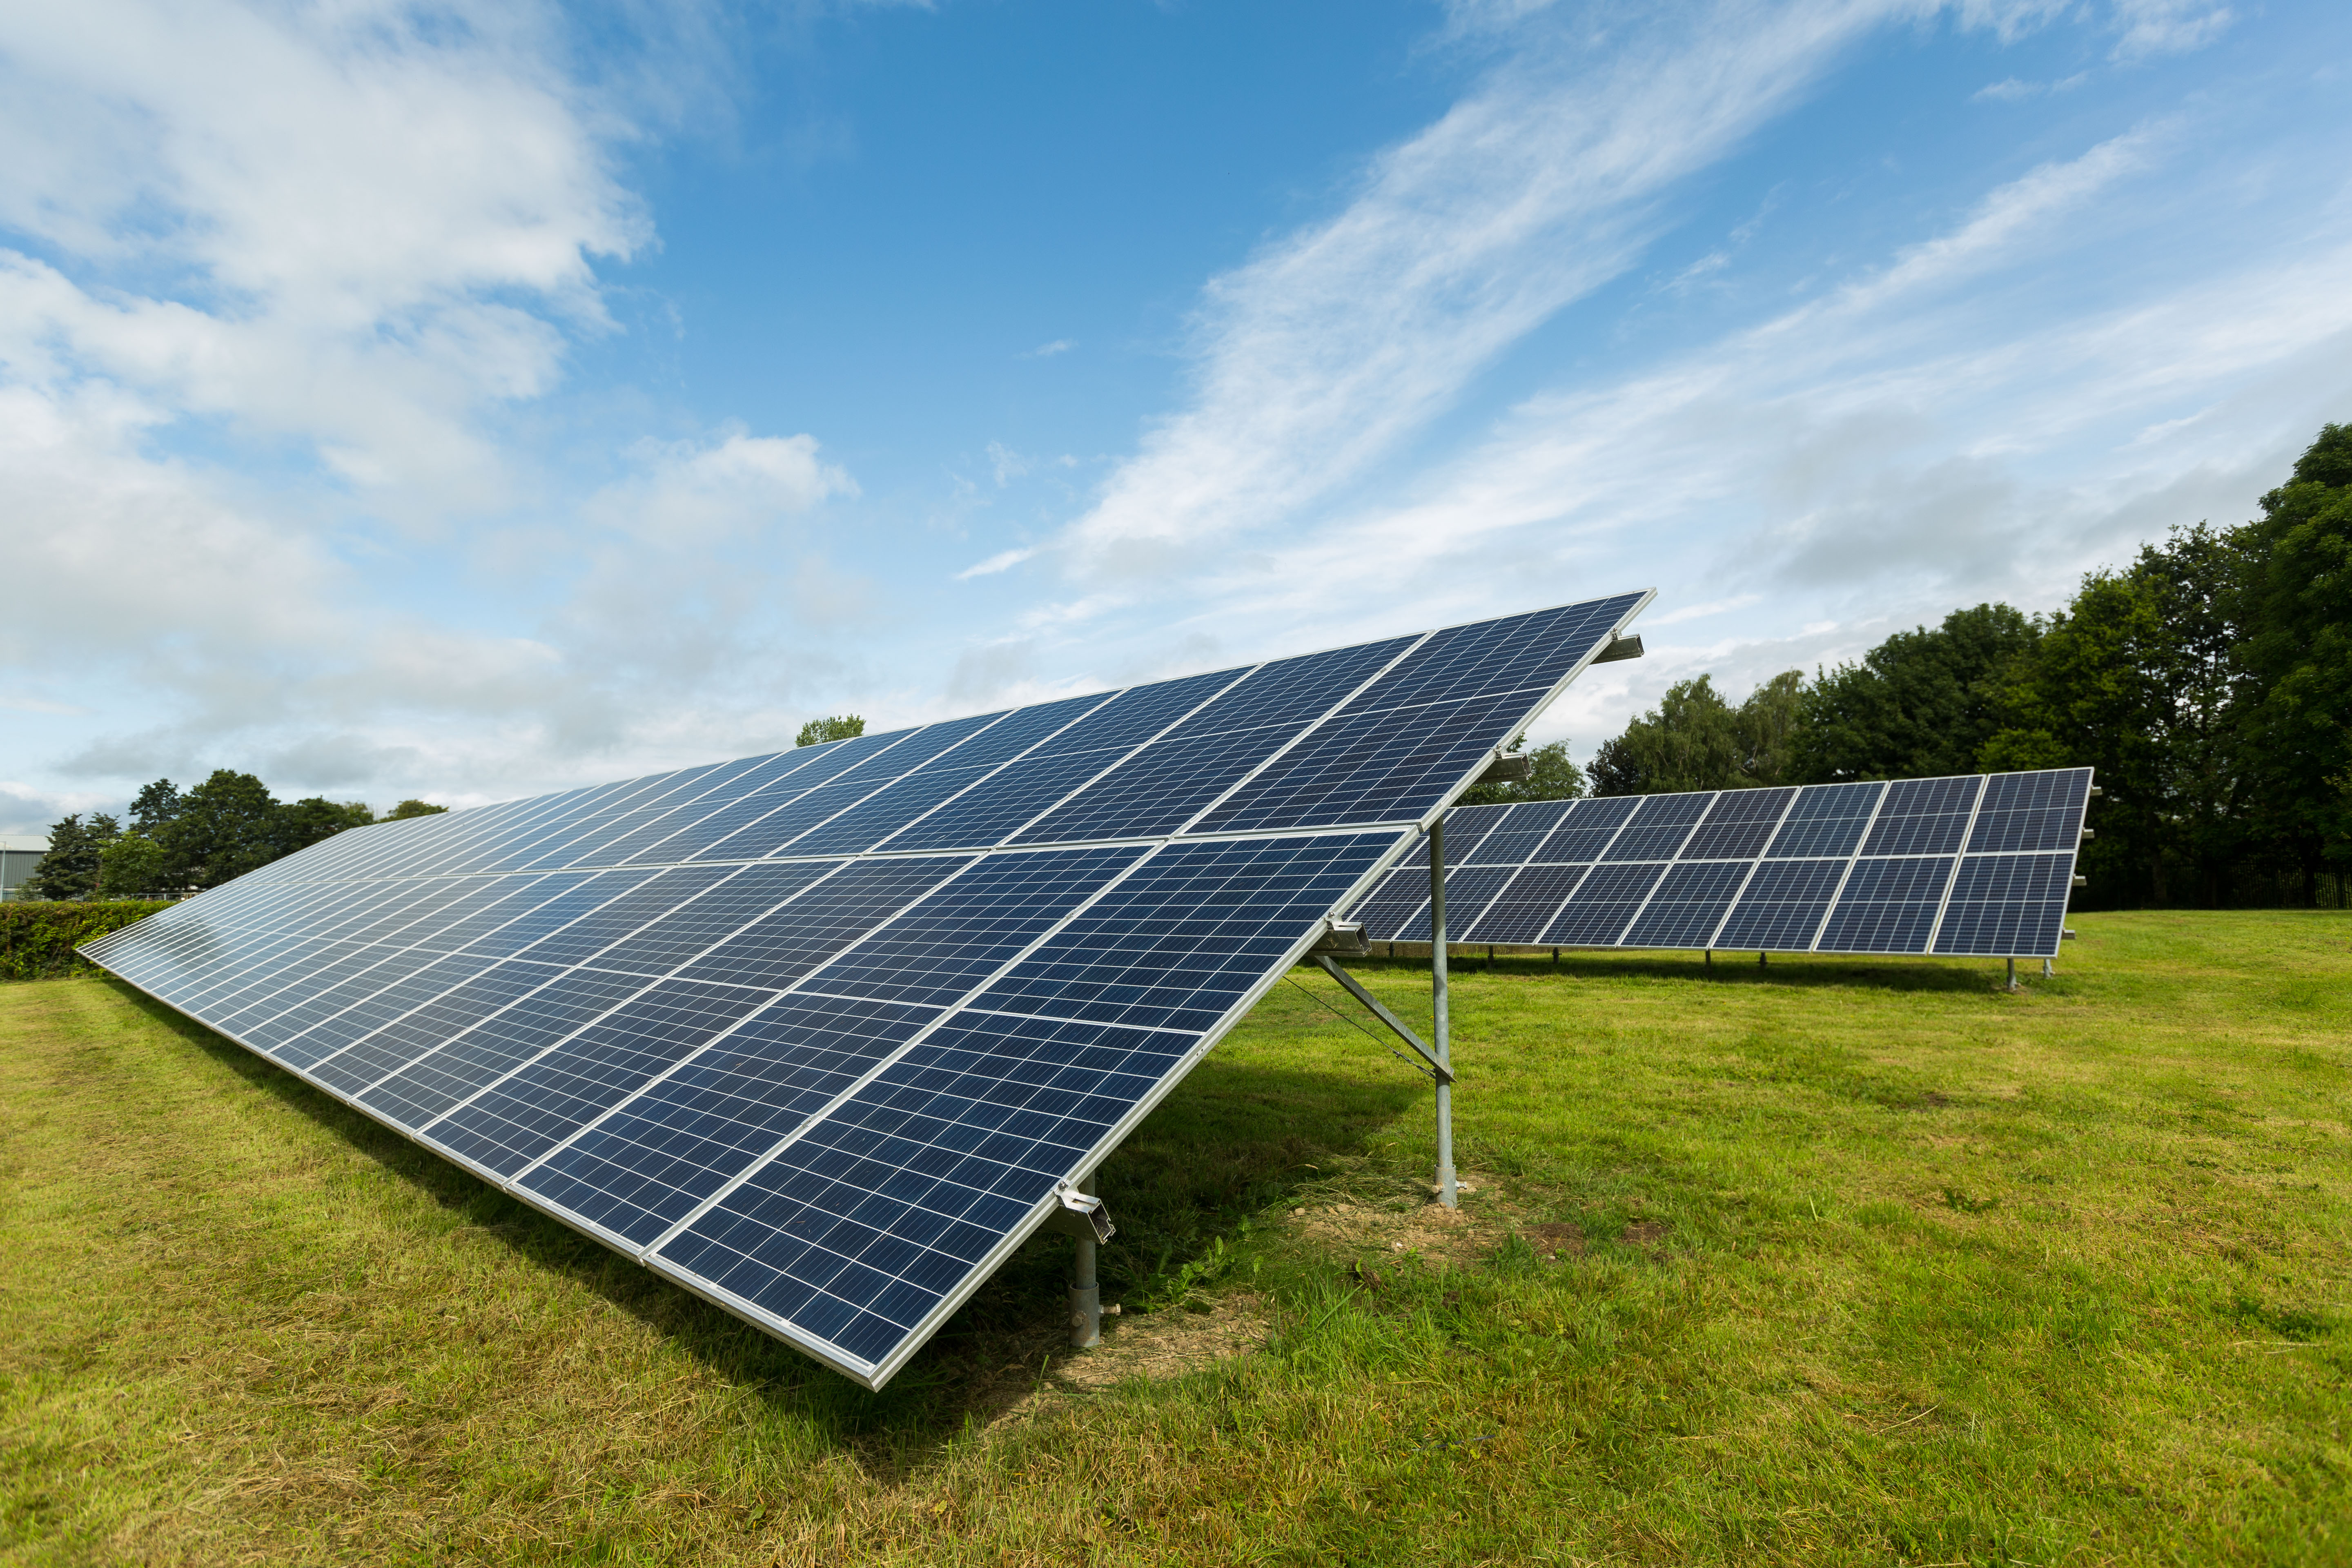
[1309,953,1454,1084]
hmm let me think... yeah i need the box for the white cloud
[1020,339,1075,358]
[987,440,1031,486]
[588,428,856,545]
[957,546,1038,579]
[0,0,649,521]
[1056,0,1918,586]
[2109,0,2234,61]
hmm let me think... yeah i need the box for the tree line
[1573,423,2350,908]
[24,773,448,901]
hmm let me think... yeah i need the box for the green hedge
[0,900,176,981]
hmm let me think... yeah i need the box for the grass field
[2,911,2347,1566]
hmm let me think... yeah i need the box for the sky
[3,0,2348,838]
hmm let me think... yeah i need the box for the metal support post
[1068,1170,1100,1349]
[1429,818,1457,1210]
[2042,958,2054,978]
[2005,958,2019,993]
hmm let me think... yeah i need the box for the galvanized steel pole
[1429,818,1457,1209]
[1068,1169,1100,1348]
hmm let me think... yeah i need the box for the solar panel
[80,591,1650,1389]
[1348,767,2093,959]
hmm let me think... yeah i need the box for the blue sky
[3,0,2348,836]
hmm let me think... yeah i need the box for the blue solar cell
[1966,770,2092,853]
[1601,792,1715,862]
[359,962,628,1128]
[674,857,970,991]
[313,960,570,1097]
[1347,862,1432,942]
[877,746,1128,853]
[1541,862,1668,945]
[1815,857,1957,953]
[686,782,872,862]
[788,764,1003,857]
[232,944,442,1058]
[1006,722,1303,843]
[1765,782,1885,859]
[798,846,1145,1009]
[1712,858,1846,951]
[1932,853,2074,955]
[1679,788,1796,861]
[457,869,659,959]
[426,979,778,1178]
[655,1013,1192,1373]
[1461,864,1589,944]
[586,862,842,979]
[413,872,599,954]
[520,994,942,1247]
[1197,688,1538,833]
[1160,638,1417,741]
[1352,597,1636,711]
[1621,862,1751,948]
[1425,866,1518,941]
[246,947,473,1065]
[1860,776,1984,857]
[1459,800,1578,867]
[1535,796,1639,862]
[637,784,821,864]
[969,833,1395,1033]
[1028,670,1245,757]
[509,866,741,969]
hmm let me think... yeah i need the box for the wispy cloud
[956,546,1038,579]
[1020,338,1076,358]
[2109,0,2234,61]
[1055,0,1911,586]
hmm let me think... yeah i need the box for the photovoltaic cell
[1933,853,2074,955]
[81,592,1653,1389]
[1601,792,1715,862]
[1967,769,2093,853]
[1620,862,1750,949]
[1461,864,1588,944]
[1541,862,1668,946]
[1350,768,2091,961]
[1458,800,1577,867]
[1712,859,1846,952]
[1536,796,1639,862]
[1813,857,1957,953]
[1765,782,1884,858]
[1860,775,1984,857]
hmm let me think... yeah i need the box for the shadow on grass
[97,976,1418,1465]
[1341,951,2027,993]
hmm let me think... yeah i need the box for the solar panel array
[1348,768,2093,959]
[80,592,1649,1389]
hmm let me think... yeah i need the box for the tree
[797,715,865,746]
[129,778,181,833]
[1588,672,1806,796]
[98,832,172,900]
[279,797,374,852]
[1458,739,1585,806]
[1977,552,2198,905]
[158,771,285,891]
[1789,604,2043,782]
[385,800,448,820]
[2233,422,2352,903]
[23,813,119,900]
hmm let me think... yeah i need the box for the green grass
[3,911,2347,1565]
